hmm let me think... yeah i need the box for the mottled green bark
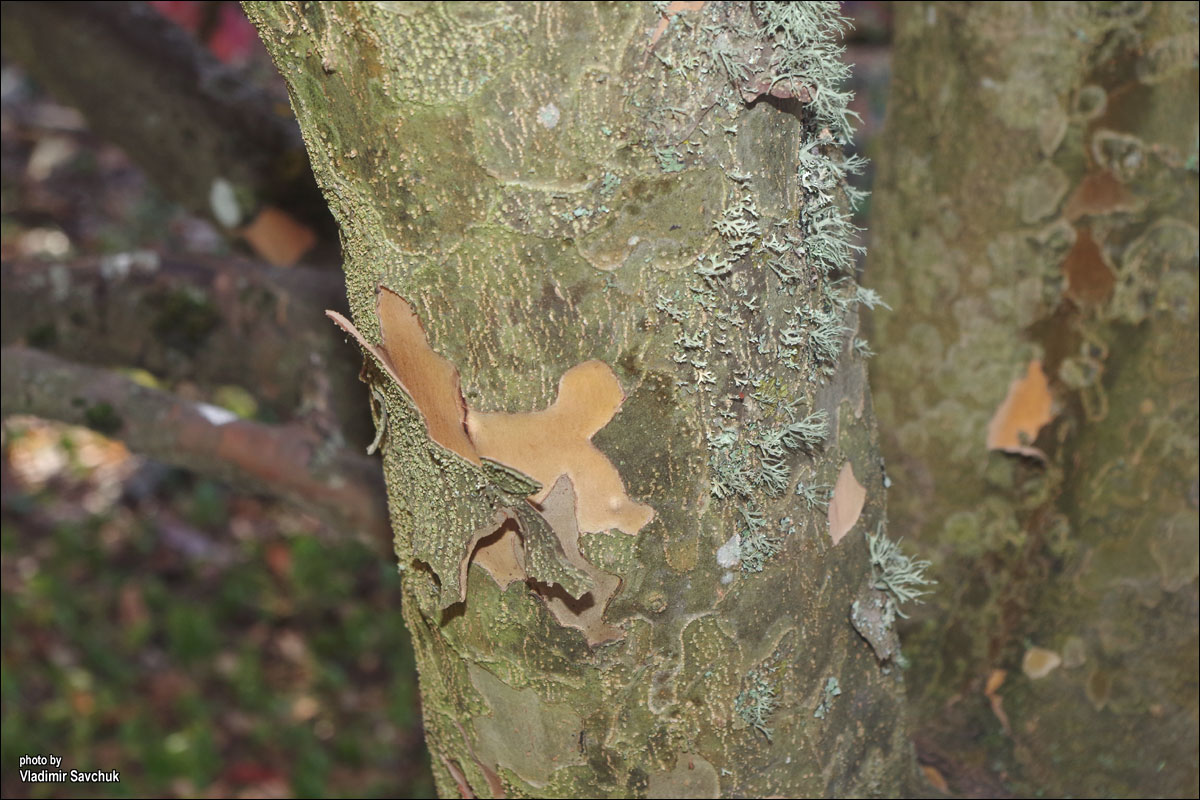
[246,2,917,797]
[867,3,1198,796]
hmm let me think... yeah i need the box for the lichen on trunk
[245,2,917,796]
[867,3,1198,796]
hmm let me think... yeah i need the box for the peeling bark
[246,2,917,796]
[867,3,1198,796]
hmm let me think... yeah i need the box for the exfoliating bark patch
[329,286,650,641]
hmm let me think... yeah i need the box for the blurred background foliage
[1,421,430,797]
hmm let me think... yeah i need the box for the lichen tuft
[867,526,936,618]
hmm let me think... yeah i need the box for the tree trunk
[245,2,917,797]
[866,3,1198,796]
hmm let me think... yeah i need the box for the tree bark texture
[246,2,916,797]
[866,3,1197,796]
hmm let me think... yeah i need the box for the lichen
[867,526,935,618]
[813,675,841,719]
[735,505,776,572]
[753,2,860,143]
[795,478,831,509]
[850,586,899,663]
[735,668,779,740]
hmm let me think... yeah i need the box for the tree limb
[2,346,389,545]
[1,255,371,445]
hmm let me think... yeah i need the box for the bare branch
[1,255,371,445]
[2,346,389,544]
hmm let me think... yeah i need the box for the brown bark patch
[529,476,625,645]
[330,290,651,641]
[1063,170,1136,221]
[462,513,526,597]
[468,361,654,535]
[921,764,951,795]
[329,288,653,537]
[1021,646,1063,679]
[986,360,1055,460]
[459,478,627,646]
[327,287,478,463]
[984,669,1011,735]
[1061,226,1114,304]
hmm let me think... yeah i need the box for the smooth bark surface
[247,2,917,797]
[867,3,1198,796]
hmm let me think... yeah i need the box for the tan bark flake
[986,360,1055,459]
[984,669,1011,735]
[1021,646,1063,679]
[330,292,653,640]
[828,462,866,545]
[530,476,625,645]
[327,287,479,463]
[460,513,526,598]
[329,290,653,536]
[468,360,654,535]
